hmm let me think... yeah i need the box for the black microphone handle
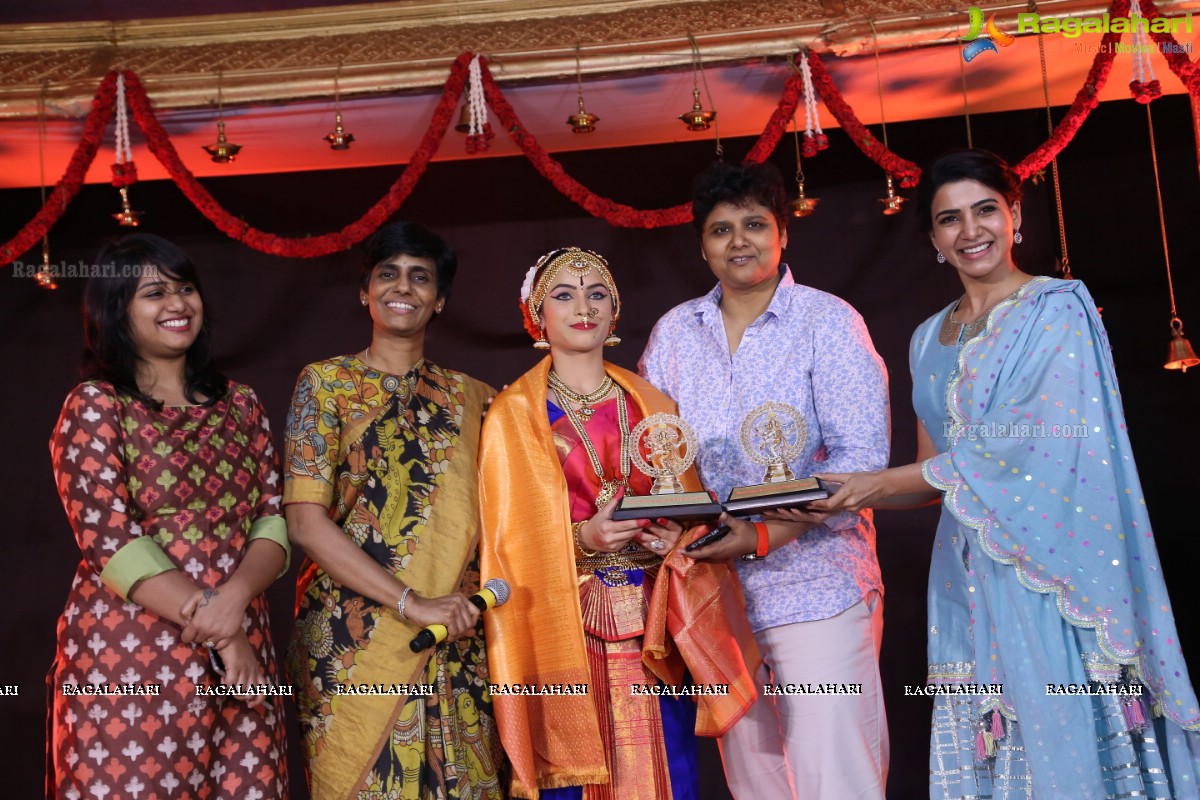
[468,592,489,613]
[409,629,437,653]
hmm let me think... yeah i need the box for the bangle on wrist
[740,522,771,562]
[397,586,413,620]
[573,520,601,557]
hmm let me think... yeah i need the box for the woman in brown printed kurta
[46,234,290,800]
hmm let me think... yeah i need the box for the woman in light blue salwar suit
[810,149,1200,800]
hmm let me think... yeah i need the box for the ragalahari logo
[961,7,1016,61]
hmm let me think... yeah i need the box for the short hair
[359,222,459,312]
[691,161,788,233]
[917,149,1022,234]
[83,233,228,408]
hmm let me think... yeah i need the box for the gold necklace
[548,371,614,420]
[555,379,631,509]
[937,285,1024,346]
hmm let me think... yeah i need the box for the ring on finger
[650,538,665,552]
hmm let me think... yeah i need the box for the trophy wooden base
[723,477,832,517]
[611,491,724,521]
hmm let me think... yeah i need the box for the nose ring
[586,308,599,319]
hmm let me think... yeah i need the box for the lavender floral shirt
[639,266,890,632]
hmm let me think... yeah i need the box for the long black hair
[82,233,228,408]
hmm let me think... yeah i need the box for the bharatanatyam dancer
[812,149,1200,799]
[47,233,290,799]
[479,246,758,800]
[283,222,505,799]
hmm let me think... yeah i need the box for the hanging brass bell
[1164,317,1200,372]
[454,103,472,134]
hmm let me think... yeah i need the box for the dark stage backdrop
[2,95,1198,800]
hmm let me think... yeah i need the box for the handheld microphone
[408,578,511,653]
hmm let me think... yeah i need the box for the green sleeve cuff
[248,515,291,576]
[99,536,176,600]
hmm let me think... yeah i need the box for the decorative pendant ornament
[34,87,57,290]
[789,111,819,217]
[533,334,550,350]
[113,186,142,227]
[35,238,57,290]
[461,55,495,154]
[549,371,614,420]
[604,334,621,347]
[678,35,719,155]
[203,119,241,163]
[568,96,599,134]
[111,73,141,226]
[936,250,947,264]
[551,373,631,508]
[566,47,599,134]
[937,285,1024,346]
[323,62,355,150]
[1013,230,1023,244]
[679,87,715,132]
[870,21,904,216]
[879,174,905,215]
[202,72,242,163]
[324,112,354,150]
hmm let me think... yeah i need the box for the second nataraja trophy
[722,401,833,515]
[610,412,723,521]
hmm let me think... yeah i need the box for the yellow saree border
[310,374,491,800]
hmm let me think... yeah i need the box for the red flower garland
[803,52,922,188]
[478,57,692,228]
[1013,0,1127,180]
[0,72,118,263]
[121,55,470,257]
[4,0,1191,264]
[110,161,138,187]
[743,70,805,164]
[1139,0,1200,98]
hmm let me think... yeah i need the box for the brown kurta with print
[47,381,289,800]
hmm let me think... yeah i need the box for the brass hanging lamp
[202,71,242,163]
[869,21,903,215]
[678,34,717,134]
[323,60,355,150]
[566,46,599,133]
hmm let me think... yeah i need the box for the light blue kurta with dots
[911,277,1200,799]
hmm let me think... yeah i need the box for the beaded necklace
[550,370,631,509]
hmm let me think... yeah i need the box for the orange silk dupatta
[479,358,758,799]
